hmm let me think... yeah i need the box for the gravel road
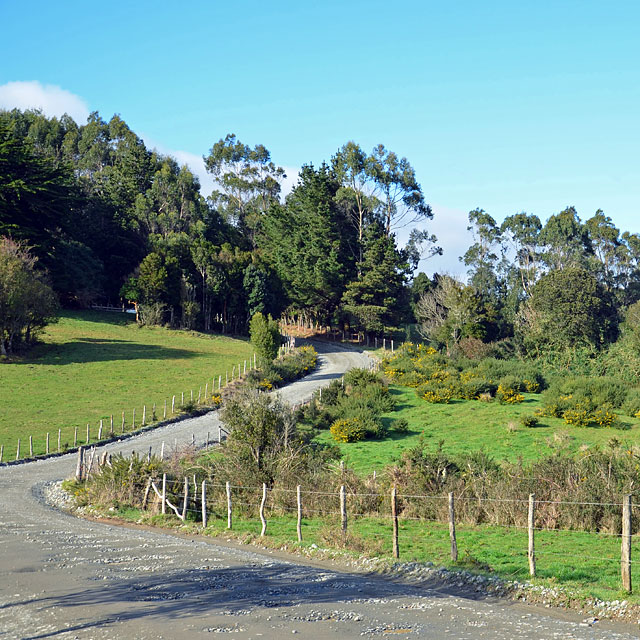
[1,343,638,639]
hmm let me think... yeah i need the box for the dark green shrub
[344,368,380,388]
[393,418,409,433]
[498,374,526,393]
[622,388,640,417]
[520,414,539,428]
[460,378,497,400]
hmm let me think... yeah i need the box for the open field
[313,385,640,474]
[0,311,253,456]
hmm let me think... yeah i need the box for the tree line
[1,107,639,362]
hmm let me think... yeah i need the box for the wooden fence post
[74,426,77,447]
[0,444,3,463]
[98,420,103,440]
[219,375,222,390]
[622,494,632,593]
[132,408,135,428]
[198,388,201,404]
[181,477,188,520]
[46,432,49,454]
[340,485,347,533]
[260,483,267,536]
[57,429,61,452]
[29,435,33,457]
[121,411,125,434]
[172,395,175,414]
[528,493,536,577]
[226,481,232,529]
[449,492,458,562]
[164,399,167,419]
[391,487,399,559]
[86,424,90,444]
[202,480,208,528]
[161,473,167,515]
[190,389,193,402]
[15,439,20,460]
[142,405,146,426]
[297,485,302,542]
[76,446,85,480]
[181,392,184,406]
[110,415,114,436]
[205,382,208,400]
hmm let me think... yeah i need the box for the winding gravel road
[1,344,638,639]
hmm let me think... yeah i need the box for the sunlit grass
[0,310,252,456]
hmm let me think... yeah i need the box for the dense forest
[2,107,640,371]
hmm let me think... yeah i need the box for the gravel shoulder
[1,343,639,639]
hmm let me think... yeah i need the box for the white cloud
[0,81,90,123]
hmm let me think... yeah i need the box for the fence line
[1,355,259,463]
[74,460,638,594]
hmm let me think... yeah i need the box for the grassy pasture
[0,311,252,457]
[313,385,640,475]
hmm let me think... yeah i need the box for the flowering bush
[330,418,366,443]
[496,384,524,404]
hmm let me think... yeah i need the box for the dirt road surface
[1,344,638,639]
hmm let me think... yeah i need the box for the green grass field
[314,385,640,474]
[0,311,253,457]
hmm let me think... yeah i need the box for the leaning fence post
[260,483,267,536]
[161,473,167,515]
[340,485,347,533]
[391,486,399,559]
[528,493,536,577]
[622,493,632,593]
[297,485,303,542]
[202,480,208,528]
[226,481,232,529]
[449,492,458,561]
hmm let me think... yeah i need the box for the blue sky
[1,0,638,275]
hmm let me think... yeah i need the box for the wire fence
[76,458,640,594]
[0,354,264,464]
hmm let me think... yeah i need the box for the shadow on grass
[18,338,196,365]
[59,309,136,326]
